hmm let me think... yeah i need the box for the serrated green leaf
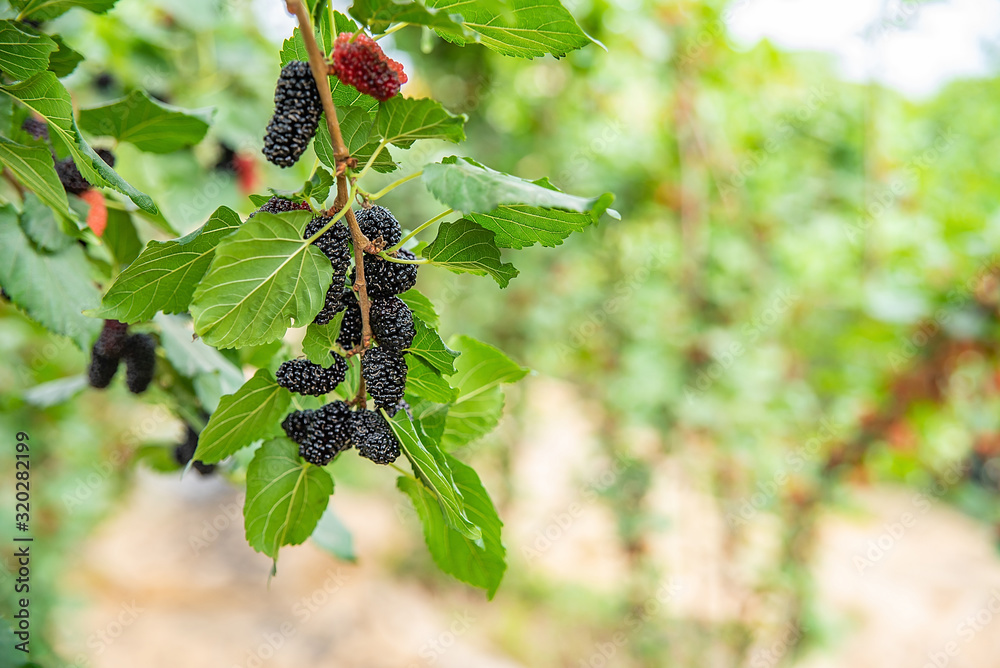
[193,369,291,463]
[0,20,56,81]
[423,156,612,217]
[406,317,459,374]
[422,218,518,287]
[412,398,449,443]
[399,288,439,328]
[350,0,467,38]
[190,211,333,348]
[406,354,459,403]
[302,313,346,366]
[0,204,101,349]
[47,35,83,77]
[21,191,73,251]
[78,91,212,153]
[316,107,396,174]
[94,206,242,323]
[13,0,119,22]
[398,452,505,596]
[441,335,528,449]
[375,96,466,149]
[0,136,70,217]
[244,438,333,560]
[386,410,480,541]
[1,72,157,213]
[467,200,604,249]
[426,0,594,58]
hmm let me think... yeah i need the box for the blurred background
[4,0,1000,666]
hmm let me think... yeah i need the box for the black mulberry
[262,61,322,168]
[87,350,119,388]
[314,283,350,325]
[94,319,129,358]
[249,196,311,218]
[123,333,156,394]
[276,357,348,396]
[282,409,315,445]
[173,425,216,475]
[353,249,418,298]
[337,294,363,349]
[369,297,414,352]
[55,150,115,195]
[362,347,407,411]
[304,216,351,270]
[356,205,402,248]
[300,401,355,465]
[21,118,48,141]
[353,409,401,464]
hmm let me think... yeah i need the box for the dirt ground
[53,379,1000,668]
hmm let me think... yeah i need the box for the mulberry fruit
[55,150,115,195]
[262,61,322,168]
[304,216,352,270]
[369,297,414,351]
[337,294,363,349]
[94,319,129,358]
[332,33,407,102]
[249,196,311,218]
[21,118,48,141]
[95,148,116,168]
[362,347,407,411]
[87,350,119,388]
[314,283,350,325]
[282,409,315,445]
[300,401,355,465]
[356,205,402,248]
[354,249,418,298]
[353,409,401,464]
[173,425,215,475]
[276,357,348,396]
[123,333,156,394]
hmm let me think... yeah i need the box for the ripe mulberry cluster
[304,216,352,326]
[282,403,401,466]
[87,321,157,394]
[173,424,216,475]
[262,61,322,168]
[337,293,363,349]
[276,357,348,396]
[369,296,414,352]
[357,205,402,248]
[361,347,407,413]
[331,33,407,102]
[314,284,350,326]
[248,196,311,218]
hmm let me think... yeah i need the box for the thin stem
[390,462,418,481]
[388,208,452,252]
[374,22,408,40]
[286,0,374,348]
[366,170,423,201]
[379,252,428,264]
[354,138,389,181]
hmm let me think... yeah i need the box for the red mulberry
[331,32,407,102]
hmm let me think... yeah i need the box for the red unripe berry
[331,33,408,102]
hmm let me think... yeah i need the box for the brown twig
[284,0,374,351]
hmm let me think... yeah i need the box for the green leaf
[316,107,396,174]
[13,0,119,22]
[399,289,439,328]
[423,156,613,217]
[302,314,346,366]
[398,452,505,597]
[1,73,157,213]
[442,335,528,449]
[0,20,56,81]
[47,35,83,77]
[426,0,594,59]
[310,507,356,562]
[386,410,480,541]
[375,96,466,149]
[78,91,212,153]
[155,313,245,398]
[244,438,334,560]
[102,207,142,267]
[21,191,73,251]
[193,369,291,464]
[190,211,333,348]
[350,0,467,38]
[467,200,606,249]
[421,218,518,287]
[23,374,88,408]
[93,206,242,323]
[0,204,101,349]
[406,317,459,374]
[406,354,459,403]
[0,136,70,217]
